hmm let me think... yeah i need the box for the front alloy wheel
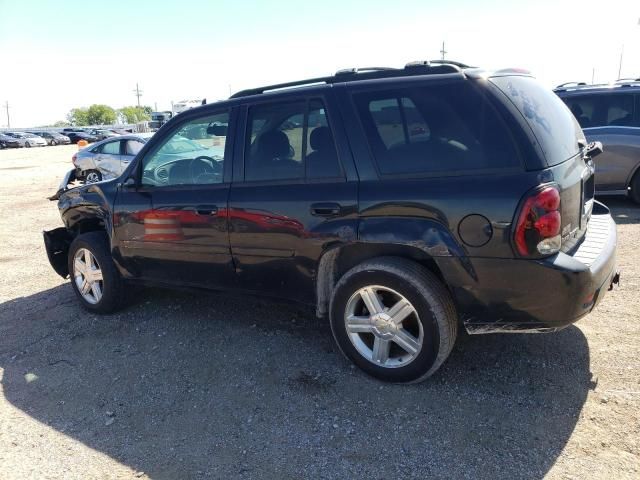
[67,231,127,313]
[72,248,103,304]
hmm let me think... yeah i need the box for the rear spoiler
[48,169,79,201]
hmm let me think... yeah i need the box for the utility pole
[154,102,158,112]
[617,45,624,80]
[133,83,143,107]
[3,101,10,128]
[592,68,595,84]
[440,41,447,61]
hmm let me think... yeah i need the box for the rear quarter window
[353,81,521,176]
[491,76,583,166]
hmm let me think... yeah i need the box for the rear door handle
[195,205,218,215]
[310,202,342,217]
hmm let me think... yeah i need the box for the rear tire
[85,170,102,183]
[329,257,457,383]
[629,170,640,204]
[68,232,127,314]
[25,141,31,148]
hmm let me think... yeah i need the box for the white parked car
[72,133,155,183]
[172,99,204,116]
[5,132,48,147]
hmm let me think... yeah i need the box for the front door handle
[311,202,342,217]
[195,205,218,215]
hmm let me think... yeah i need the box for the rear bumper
[446,202,618,333]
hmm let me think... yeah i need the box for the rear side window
[353,82,520,176]
[125,140,144,156]
[491,76,583,166]
[603,94,635,126]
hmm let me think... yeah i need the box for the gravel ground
[0,145,638,479]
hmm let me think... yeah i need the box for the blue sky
[1,0,638,126]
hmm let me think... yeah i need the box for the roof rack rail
[554,82,588,89]
[230,60,468,99]
[426,59,474,69]
[334,67,398,76]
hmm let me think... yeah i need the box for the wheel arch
[315,242,449,318]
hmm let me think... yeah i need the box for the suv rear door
[93,139,124,178]
[228,90,358,303]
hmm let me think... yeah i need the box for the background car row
[0,127,136,149]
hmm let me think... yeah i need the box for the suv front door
[228,92,358,303]
[113,108,236,288]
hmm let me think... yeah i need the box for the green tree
[66,104,117,126]
[52,120,70,127]
[67,107,89,126]
[119,106,151,123]
[86,104,117,125]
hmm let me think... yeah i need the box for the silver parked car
[4,132,48,147]
[555,80,640,203]
[72,133,155,183]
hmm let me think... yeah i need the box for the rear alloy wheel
[330,257,458,383]
[344,286,423,368]
[25,141,31,148]
[85,170,102,183]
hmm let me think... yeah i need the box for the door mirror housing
[206,124,227,136]
[118,176,137,189]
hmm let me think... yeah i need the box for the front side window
[563,96,598,128]
[354,82,520,175]
[245,98,341,182]
[100,141,121,155]
[141,111,229,186]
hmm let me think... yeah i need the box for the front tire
[330,257,457,383]
[630,170,640,204]
[68,232,126,313]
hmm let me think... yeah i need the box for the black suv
[44,62,619,383]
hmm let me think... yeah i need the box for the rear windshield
[490,76,583,166]
[353,82,521,176]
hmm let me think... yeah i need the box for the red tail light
[71,154,77,165]
[514,186,562,256]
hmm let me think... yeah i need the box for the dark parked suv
[44,62,619,383]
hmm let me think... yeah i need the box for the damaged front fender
[43,227,72,278]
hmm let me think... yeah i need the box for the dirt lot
[0,145,638,479]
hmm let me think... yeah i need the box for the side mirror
[206,124,227,136]
[586,141,603,158]
[118,176,137,189]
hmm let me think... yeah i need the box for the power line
[133,83,143,107]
